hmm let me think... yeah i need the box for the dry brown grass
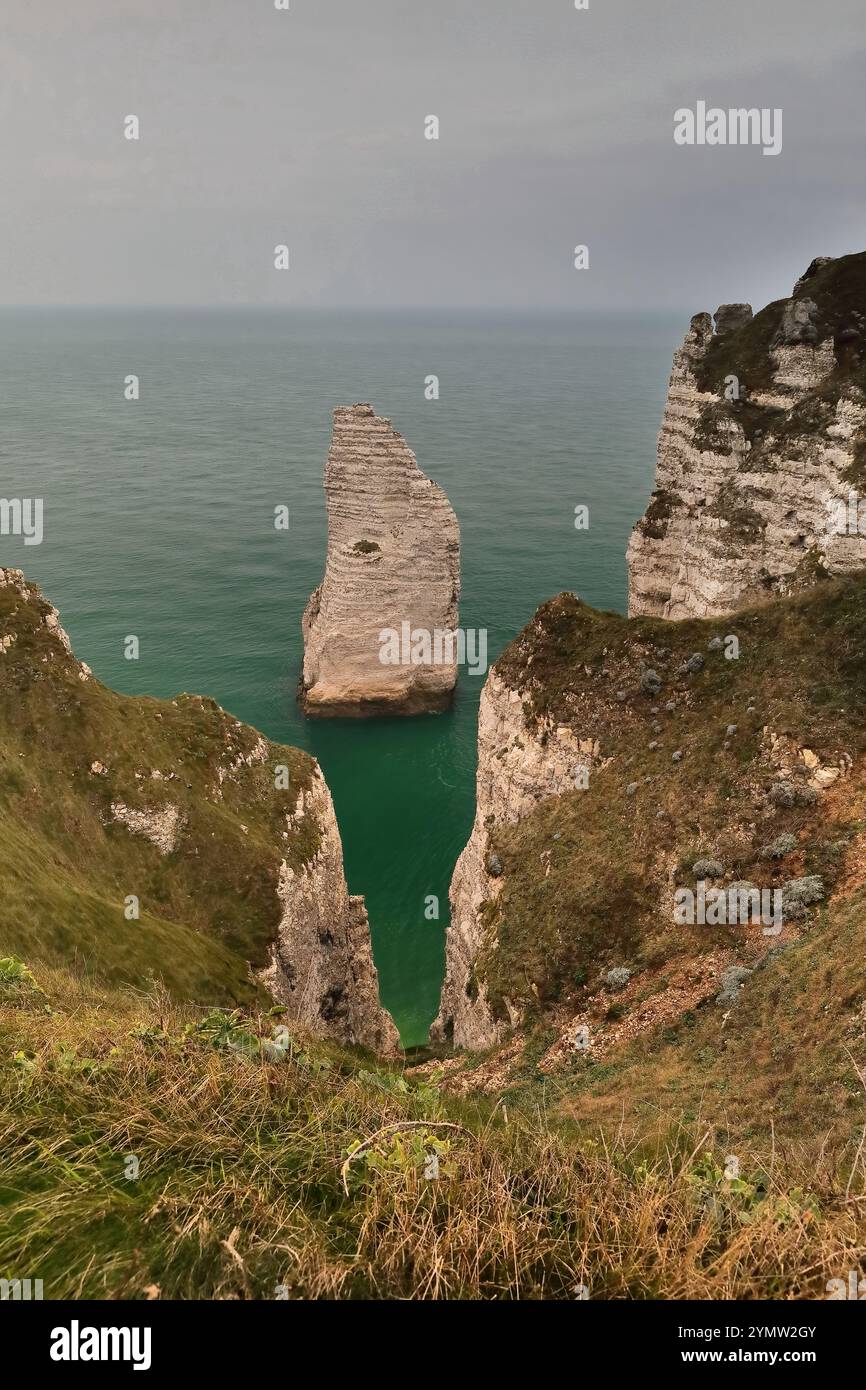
[1,965,864,1300]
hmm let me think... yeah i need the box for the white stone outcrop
[110,802,183,855]
[627,256,866,620]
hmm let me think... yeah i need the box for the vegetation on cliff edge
[0,573,318,1005]
[1,963,862,1300]
[470,573,866,1152]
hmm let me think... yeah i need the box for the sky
[1,0,864,312]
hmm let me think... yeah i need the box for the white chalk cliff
[301,404,460,716]
[431,667,594,1050]
[260,764,401,1056]
[627,253,866,619]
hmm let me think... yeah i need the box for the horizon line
[0,302,694,316]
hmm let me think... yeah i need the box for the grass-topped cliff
[627,249,866,622]
[0,568,318,1004]
[695,251,866,401]
[692,253,866,482]
[4,567,863,1299]
[442,570,866,1154]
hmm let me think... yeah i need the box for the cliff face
[301,404,460,716]
[260,766,400,1055]
[431,670,592,1049]
[0,568,397,1054]
[627,252,866,619]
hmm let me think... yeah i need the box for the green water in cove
[0,308,683,1045]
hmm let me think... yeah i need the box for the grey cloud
[1,0,864,309]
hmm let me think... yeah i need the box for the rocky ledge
[301,404,460,716]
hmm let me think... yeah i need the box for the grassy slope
[1,964,863,1300]
[0,574,319,1005]
[468,573,866,1147]
[552,883,866,1145]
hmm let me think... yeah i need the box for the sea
[0,306,683,1044]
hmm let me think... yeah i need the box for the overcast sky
[1,0,864,312]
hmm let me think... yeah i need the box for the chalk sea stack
[627,251,866,619]
[301,404,461,717]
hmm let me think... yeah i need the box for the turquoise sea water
[0,308,681,1044]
